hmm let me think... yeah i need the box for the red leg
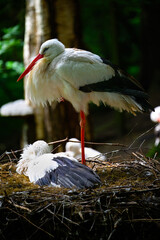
[80,110,86,165]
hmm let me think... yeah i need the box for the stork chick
[16,140,101,189]
[65,138,106,161]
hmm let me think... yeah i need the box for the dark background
[0,0,160,153]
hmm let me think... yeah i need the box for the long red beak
[17,53,44,82]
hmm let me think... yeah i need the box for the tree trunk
[23,0,92,149]
[24,0,52,140]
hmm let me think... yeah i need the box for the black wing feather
[35,157,101,189]
[79,58,153,112]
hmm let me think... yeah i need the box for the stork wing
[79,75,148,98]
[55,50,153,112]
[55,49,116,89]
[36,156,101,189]
[56,50,144,94]
[54,157,101,188]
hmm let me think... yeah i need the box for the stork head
[32,140,51,156]
[17,39,65,82]
[65,138,81,155]
[39,39,65,59]
[16,140,51,175]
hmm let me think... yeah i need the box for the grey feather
[35,157,101,189]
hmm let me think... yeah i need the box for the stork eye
[43,47,49,53]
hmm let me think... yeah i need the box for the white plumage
[154,124,160,146]
[16,140,101,189]
[65,138,106,161]
[17,39,152,165]
[20,39,149,115]
[150,106,160,123]
[150,106,160,146]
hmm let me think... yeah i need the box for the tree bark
[23,0,92,148]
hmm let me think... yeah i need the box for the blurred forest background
[0,0,160,154]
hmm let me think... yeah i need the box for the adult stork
[150,106,160,146]
[16,140,101,189]
[17,39,153,165]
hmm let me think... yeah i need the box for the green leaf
[5,61,24,74]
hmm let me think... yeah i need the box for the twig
[2,137,125,160]
[0,152,7,161]
[5,149,23,155]
[125,218,160,223]
[6,207,54,238]
[3,138,68,157]
[7,199,31,213]
[46,208,71,230]
[127,127,154,149]
[51,144,63,153]
[11,149,18,161]
[85,159,106,165]
[68,139,126,147]
[48,137,68,145]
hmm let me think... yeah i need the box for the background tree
[0,0,160,153]
[20,0,92,149]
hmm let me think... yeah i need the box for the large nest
[1,140,160,240]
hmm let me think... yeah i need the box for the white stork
[150,106,160,146]
[16,140,101,189]
[17,39,153,165]
[65,138,106,161]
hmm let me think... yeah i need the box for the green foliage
[5,61,23,74]
[127,65,140,76]
[0,0,25,153]
[0,25,23,61]
[147,144,160,159]
[0,24,24,153]
[0,25,24,104]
